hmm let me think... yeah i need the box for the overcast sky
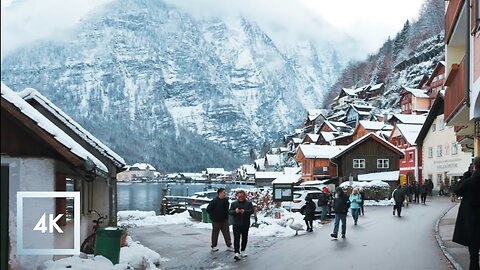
[1,0,426,58]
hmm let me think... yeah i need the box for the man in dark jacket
[206,188,232,252]
[413,182,420,203]
[453,157,480,270]
[330,187,350,239]
[392,185,406,217]
[229,190,254,260]
[420,181,428,204]
[302,196,316,232]
[318,192,329,223]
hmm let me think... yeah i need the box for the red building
[388,123,424,184]
[399,87,430,115]
[419,61,446,108]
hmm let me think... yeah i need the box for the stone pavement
[436,202,470,270]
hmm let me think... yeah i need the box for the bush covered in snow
[229,188,274,216]
[340,181,390,200]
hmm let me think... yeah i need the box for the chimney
[383,112,389,124]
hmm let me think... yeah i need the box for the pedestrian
[359,189,365,215]
[229,190,254,261]
[413,182,420,203]
[427,179,434,197]
[349,188,362,225]
[450,179,457,202]
[302,196,316,232]
[420,181,428,204]
[318,190,330,224]
[453,157,480,270]
[330,187,350,239]
[406,183,413,202]
[392,185,405,217]
[206,188,233,252]
[439,181,445,196]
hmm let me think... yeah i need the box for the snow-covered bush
[340,180,390,200]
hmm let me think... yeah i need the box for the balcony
[445,0,465,44]
[444,58,466,123]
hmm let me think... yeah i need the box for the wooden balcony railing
[444,58,466,122]
[445,0,465,44]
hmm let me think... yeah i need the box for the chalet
[331,133,404,181]
[423,61,446,105]
[399,87,430,114]
[415,95,472,190]
[318,120,351,133]
[317,131,337,145]
[302,133,320,144]
[304,109,325,133]
[206,168,227,181]
[1,84,125,269]
[237,164,256,181]
[254,171,284,187]
[345,104,375,127]
[352,120,393,140]
[117,163,157,181]
[389,124,424,185]
[333,133,354,146]
[336,88,362,106]
[365,83,384,100]
[295,144,347,181]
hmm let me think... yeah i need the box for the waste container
[201,204,211,223]
[94,227,123,264]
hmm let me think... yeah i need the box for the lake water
[117,182,248,214]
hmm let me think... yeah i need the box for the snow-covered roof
[332,133,404,159]
[391,114,427,124]
[292,138,303,144]
[206,168,226,174]
[307,109,324,121]
[294,129,303,134]
[402,87,429,98]
[283,167,301,175]
[352,104,375,111]
[375,130,392,139]
[254,172,284,179]
[334,133,353,140]
[359,121,393,131]
[298,145,348,159]
[129,163,156,171]
[299,180,329,186]
[341,88,360,96]
[19,88,126,167]
[357,171,400,182]
[272,174,302,185]
[266,154,281,166]
[395,124,423,145]
[369,83,384,91]
[304,133,319,143]
[1,83,108,173]
[330,121,349,128]
[254,159,265,170]
[241,164,256,174]
[320,132,337,142]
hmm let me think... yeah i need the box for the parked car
[281,190,327,215]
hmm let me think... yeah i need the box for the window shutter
[473,0,479,34]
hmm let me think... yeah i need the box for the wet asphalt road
[130,197,455,270]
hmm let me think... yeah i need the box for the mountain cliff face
[1,0,343,171]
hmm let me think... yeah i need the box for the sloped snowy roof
[241,164,256,174]
[395,124,423,145]
[352,104,375,111]
[272,174,302,185]
[332,133,404,159]
[341,88,360,96]
[307,109,324,121]
[1,83,108,173]
[320,132,337,142]
[19,88,126,167]
[255,172,284,179]
[129,163,156,171]
[298,145,348,159]
[391,114,427,125]
[330,121,349,128]
[402,87,429,98]
[254,159,265,170]
[266,154,281,166]
[359,121,393,131]
[357,171,400,182]
[292,138,303,144]
[304,133,320,143]
[369,83,384,91]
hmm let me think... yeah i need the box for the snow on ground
[118,211,210,228]
[43,236,162,270]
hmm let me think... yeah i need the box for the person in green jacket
[349,188,362,225]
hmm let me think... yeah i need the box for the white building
[117,163,157,182]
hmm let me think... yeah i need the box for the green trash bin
[201,204,211,223]
[94,227,123,264]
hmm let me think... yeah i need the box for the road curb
[434,204,463,270]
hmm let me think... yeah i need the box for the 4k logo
[17,192,80,255]
[33,213,64,234]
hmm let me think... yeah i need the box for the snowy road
[130,197,455,270]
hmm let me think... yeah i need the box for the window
[437,174,443,185]
[451,143,458,155]
[322,166,328,172]
[428,147,433,158]
[409,153,414,162]
[439,119,445,130]
[353,159,366,169]
[432,124,436,132]
[437,145,443,157]
[377,159,389,169]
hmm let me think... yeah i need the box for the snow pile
[340,180,390,189]
[250,209,321,237]
[43,255,129,270]
[364,199,394,206]
[120,236,162,269]
[118,211,197,227]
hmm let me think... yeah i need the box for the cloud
[1,0,112,57]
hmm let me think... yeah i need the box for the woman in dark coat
[453,157,480,270]
[302,196,316,232]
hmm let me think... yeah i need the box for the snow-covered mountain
[1,0,345,171]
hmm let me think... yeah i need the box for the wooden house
[295,145,347,181]
[424,61,446,107]
[399,87,430,114]
[254,172,284,187]
[302,133,320,144]
[352,120,393,140]
[345,104,375,128]
[1,84,125,269]
[331,133,404,181]
[333,133,354,146]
